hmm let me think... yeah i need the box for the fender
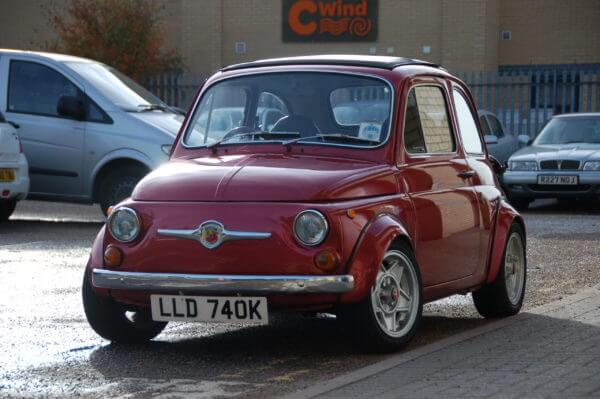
[86,225,111,297]
[86,149,155,197]
[340,213,412,304]
[486,200,525,284]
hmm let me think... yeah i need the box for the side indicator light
[104,245,123,267]
[346,209,357,219]
[314,250,339,272]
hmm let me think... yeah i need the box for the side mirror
[484,135,499,145]
[57,95,85,120]
[489,155,507,175]
[517,134,532,146]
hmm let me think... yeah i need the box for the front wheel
[340,241,423,353]
[0,200,17,222]
[509,198,530,211]
[473,223,526,318]
[82,272,167,343]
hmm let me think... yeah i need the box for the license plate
[537,175,578,185]
[150,295,268,324]
[0,169,15,182]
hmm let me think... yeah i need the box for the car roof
[553,113,600,119]
[0,48,96,64]
[221,54,442,72]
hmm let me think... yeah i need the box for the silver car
[503,113,600,209]
[478,110,528,164]
[0,50,183,214]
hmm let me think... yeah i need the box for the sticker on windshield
[358,122,382,142]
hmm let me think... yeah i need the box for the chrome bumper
[92,268,354,294]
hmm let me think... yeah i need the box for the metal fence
[457,66,600,137]
[147,66,600,137]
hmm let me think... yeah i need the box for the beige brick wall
[0,0,598,76]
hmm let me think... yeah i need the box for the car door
[2,58,85,198]
[451,87,495,280]
[399,81,483,287]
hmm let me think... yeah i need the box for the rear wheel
[0,200,17,222]
[82,272,167,343]
[340,241,423,353]
[473,223,526,318]
[98,166,147,216]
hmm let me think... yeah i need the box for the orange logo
[284,0,377,41]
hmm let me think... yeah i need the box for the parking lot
[0,199,598,398]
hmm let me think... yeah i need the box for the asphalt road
[1,199,599,398]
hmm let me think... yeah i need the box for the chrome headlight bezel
[293,210,329,247]
[583,161,600,171]
[510,160,538,171]
[108,207,141,243]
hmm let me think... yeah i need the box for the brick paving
[288,285,600,399]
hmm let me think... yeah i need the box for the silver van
[0,49,183,214]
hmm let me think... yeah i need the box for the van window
[8,61,80,117]
[404,86,455,154]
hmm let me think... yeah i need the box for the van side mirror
[57,95,85,120]
[484,135,499,145]
[517,134,532,146]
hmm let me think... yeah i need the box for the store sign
[282,0,378,42]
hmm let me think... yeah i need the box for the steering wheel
[220,126,255,142]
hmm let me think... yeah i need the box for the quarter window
[487,115,505,138]
[404,86,455,154]
[8,61,80,117]
[453,89,484,154]
[479,115,492,136]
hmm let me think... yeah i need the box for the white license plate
[537,175,578,185]
[150,295,268,324]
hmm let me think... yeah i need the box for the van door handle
[7,121,20,129]
[458,170,476,179]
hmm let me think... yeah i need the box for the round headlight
[108,207,140,243]
[294,210,328,246]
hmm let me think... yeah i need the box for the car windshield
[66,62,166,111]
[184,72,392,148]
[534,117,600,145]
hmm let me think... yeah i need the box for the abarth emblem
[198,221,224,249]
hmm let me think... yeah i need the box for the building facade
[0,0,599,75]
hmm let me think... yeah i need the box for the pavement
[287,284,600,399]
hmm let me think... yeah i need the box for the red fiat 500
[83,55,526,352]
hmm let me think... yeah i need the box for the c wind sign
[282,0,378,42]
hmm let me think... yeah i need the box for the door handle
[458,170,476,179]
[7,121,20,129]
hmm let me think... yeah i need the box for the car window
[452,89,484,154]
[331,86,391,126]
[8,60,80,117]
[479,115,492,136]
[487,115,505,138]
[256,92,288,131]
[404,86,455,154]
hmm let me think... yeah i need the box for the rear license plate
[0,169,15,182]
[150,295,268,324]
[537,175,578,185]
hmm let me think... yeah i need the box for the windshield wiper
[137,104,168,112]
[283,133,380,146]
[206,131,301,149]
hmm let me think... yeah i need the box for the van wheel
[339,241,423,353]
[473,223,526,318]
[0,200,17,222]
[82,272,167,343]
[98,166,147,215]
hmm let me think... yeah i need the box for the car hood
[129,111,184,138]
[132,154,397,202]
[509,143,600,162]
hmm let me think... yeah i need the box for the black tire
[339,241,423,353]
[98,166,147,215]
[82,272,167,343]
[0,200,17,222]
[509,198,530,211]
[473,223,526,318]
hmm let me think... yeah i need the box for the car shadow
[527,198,600,214]
[87,313,489,382]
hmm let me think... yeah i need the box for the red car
[83,55,526,352]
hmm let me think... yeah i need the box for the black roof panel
[221,54,441,72]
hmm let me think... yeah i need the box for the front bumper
[92,268,355,294]
[503,171,600,199]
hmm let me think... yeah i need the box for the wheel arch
[339,213,414,304]
[90,151,153,202]
[486,200,526,284]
